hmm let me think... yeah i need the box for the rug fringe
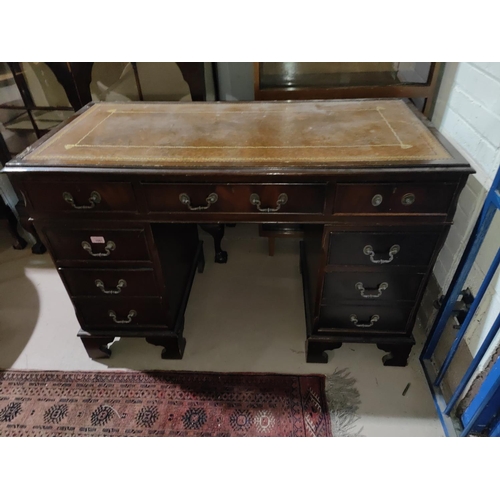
[325,368,363,437]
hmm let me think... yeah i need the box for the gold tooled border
[26,101,452,164]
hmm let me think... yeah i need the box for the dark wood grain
[73,297,168,329]
[334,182,457,215]
[25,181,138,213]
[143,183,326,214]
[327,230,441,267]
[59,268,160,297]
[43,227,151,264]
[151,223,200,327]
[322,270,425,303]
[318,303,414,332]
[2,99,473,365]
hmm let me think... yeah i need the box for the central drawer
[143,183,326,214]
[44,227,151,263]
[60,268,160,297]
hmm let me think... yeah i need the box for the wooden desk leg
[199,223,228,263]
[78,332,114,359]
[306,339,342,363]
[146,335,186,360]
[377,342,413,367]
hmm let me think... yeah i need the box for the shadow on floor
[0,231,42,369]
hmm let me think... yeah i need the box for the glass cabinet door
[0,62,74,153]
[255,62,441,116]
[259,62,433,89]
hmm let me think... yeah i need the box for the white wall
[216,63,254,101]
[431,62,500,363]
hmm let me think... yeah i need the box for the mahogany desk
[3,100,474,365]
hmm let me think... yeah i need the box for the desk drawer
[74,298,168,329]
[45,228,151,263]
[60,268,160,297]
[328,230,441,267]
[319,303,413,333]
[334,183,456,215]
[143,183,326,214]
[25,182,137,213]
[322,270,425,303]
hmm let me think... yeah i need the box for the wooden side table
[259,224,304,256]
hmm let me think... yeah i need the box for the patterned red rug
[0,370,332,437]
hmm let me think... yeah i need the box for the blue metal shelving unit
[421,167,500,437]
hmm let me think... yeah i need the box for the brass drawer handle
[82,240,116,257]
[355,282,388,298]
[108,309,137,324]
[250,193,288,212]
[401,193,415,206]
[350,314,380,328]
[63,191,101,209]
[179,192,218,211]
[372,194,383,206]
[363,244,400,264]
[95,279,127,295]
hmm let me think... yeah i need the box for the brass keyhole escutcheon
[401,193,415,206]
[372,194,383,207]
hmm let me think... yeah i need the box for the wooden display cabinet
[254,62,444,117]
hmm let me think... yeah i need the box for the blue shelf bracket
[420,166,500,436]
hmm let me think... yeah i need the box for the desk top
[5,99,470,174]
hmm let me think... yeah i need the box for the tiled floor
[0,223,443,436]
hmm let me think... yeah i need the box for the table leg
[199,223,228,263]
[79,332,115,359]
[146,335,186,359]
[377,343,413,367]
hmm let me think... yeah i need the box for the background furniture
[254,62,443,116]
[259,223,303,257]
[4,99,472,365]
[0,62,213,145]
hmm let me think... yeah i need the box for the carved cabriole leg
[306,339,342,363]
[199,223,227,263]
[376,343,413,367]
[145,335,186,360]
[79,333,115,359]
